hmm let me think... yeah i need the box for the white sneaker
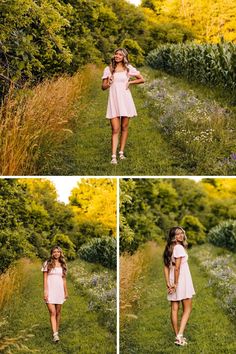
[119,151,126,160]
[53,332,60,342]
[111,154,117,164]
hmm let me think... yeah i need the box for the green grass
[38,66,236,176]
[0,259,115,354]
[120,244,236,354]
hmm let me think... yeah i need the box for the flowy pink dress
[167,244,195,301]
[102,64,140,119]
[41,262,65,304]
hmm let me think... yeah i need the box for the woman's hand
[108,76,113,86]
[126,80,131,90]
[167,283,177,294]
[65,291,69,300]
[43,291,48,302]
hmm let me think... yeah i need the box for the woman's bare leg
[47,304,57,333]
[55,304,62,332]
[171,301,179,335]
[178,298,192,335]
[120,117,129,153]
[110,117,120,155]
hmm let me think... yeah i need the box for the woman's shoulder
[174,244,185,249]
[127,64,140,76]
[102,66,111,79]
[173,244,186,257]
[41,260,49,271]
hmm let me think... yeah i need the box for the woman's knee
[121,124,128,132]
[49,309,56,317]
[112,127,120,135]
[171,302,179,313]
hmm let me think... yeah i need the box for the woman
[163,227,195,346]
[102,48,144,164]
[42,246,68,342]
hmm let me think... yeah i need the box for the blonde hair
[46,246,67,276]
[163,227,188,267]
[109,48,130,75]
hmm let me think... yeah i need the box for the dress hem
[106,115,137,119]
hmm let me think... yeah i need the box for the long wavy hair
[46,246,67,276]
[109,48,130,75]
[163,227,187,267]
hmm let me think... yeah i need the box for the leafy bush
[78,238,116,269]
[181,215,206,246]
[146,42,236,90]
[52,233,76,260]
[121,39,145,67]
[208,220,236,251]
[0,229,34,272]
[70,220,110,250]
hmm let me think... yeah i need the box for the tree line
[120,178,236,253]
[0,178,116,272]
[1,0,235,97]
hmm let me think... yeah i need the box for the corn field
[146,42,236,90]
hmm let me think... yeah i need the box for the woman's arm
[164,265,170,288]
[173,257,182,289]
[102,77,113,90]
[63,277,68,299]
[43,272,48,302]
[127,74,145,88]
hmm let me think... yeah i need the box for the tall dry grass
[120,241,158,326]
[0,65,96,175]
[0,258,32,311]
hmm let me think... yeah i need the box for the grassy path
[45,67,184,176]
[39,66,236,176]
[0,260,115,354]
[120,244,236,354]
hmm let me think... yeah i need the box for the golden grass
[0,65,97,175]
[0,258,32,311]
[120,241,158,326]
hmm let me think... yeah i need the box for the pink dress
[102,65,140,119]
[167,244,195,301]
[41,262,65,304]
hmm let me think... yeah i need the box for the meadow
[120,242,236,354]
[0,258,116,354]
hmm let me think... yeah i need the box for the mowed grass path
[47,66,182,176]
[120,245,236,354]
[0,260,115,354]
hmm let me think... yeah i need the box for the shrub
[0,229,34,272]
[78,237,116,269]
[51,233,76,260]
[70,220,110,250]
[180,215,206,246]
[121,39,145,67]
[208,220,236,251]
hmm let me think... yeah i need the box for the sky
[48,177,80,204]
[46,176,202,204]
[128,0,141,5]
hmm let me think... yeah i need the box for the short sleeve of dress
[173,245,186,258]
[128,64,140,77]
[41,261,48,272]
[102,66,111,79]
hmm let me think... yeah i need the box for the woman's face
[175,228,185,242]
[52,248,61,259]
[114,50,124,63]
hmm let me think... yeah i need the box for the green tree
[180,215,206,246]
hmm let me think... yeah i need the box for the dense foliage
[120,178,236,253]
[146,42,236,90]
[78,237,116,269]
[208,220,236,251]
[2,0,235,96]
[0,178,116,272]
